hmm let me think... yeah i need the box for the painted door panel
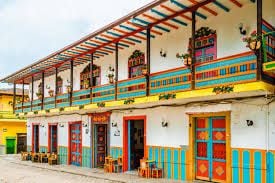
[33,125,39,153]
[70,123,82,166]
[195,117,226,182]
[95,124,107,167]
[6,139,15,154]
[49,125,57,153]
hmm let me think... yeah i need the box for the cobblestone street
[0,155,188,183]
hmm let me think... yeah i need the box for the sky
[0,0,153,88]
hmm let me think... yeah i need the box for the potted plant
[46,85,54,97]
[106,66,115,84]
[242,30,261,51]
[141,64,148,75]
[66,85,71,93]
[83,80,90,89]
[176,53,192,66]
[24,96,30,102]
[36,92,42,99]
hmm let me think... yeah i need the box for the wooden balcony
[14,52,265,115]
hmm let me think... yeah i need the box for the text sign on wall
[90,112,111,123]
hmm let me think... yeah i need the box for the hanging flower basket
[242,30,261,52]
[108,75,114,84]
[176,53,192,66]
[142,65,148,75]
[48,90,54,97]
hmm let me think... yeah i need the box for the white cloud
[0,0,152,86]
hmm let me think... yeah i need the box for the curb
[9,160,126,183]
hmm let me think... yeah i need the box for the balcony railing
[0,111,20,119]
[14,52,260,114]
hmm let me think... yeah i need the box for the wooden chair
[21,152,28,161]
[138,158,150,178]
[104,156,112,173]
[114,156,123,173]
[48,153,58,165]
[31,153,39,163]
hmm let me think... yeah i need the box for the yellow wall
[0,95,14,111]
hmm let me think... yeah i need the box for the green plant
[45,109,50,113]
[195,27,216,38]
[159,93,176,100]
[59,107,64,112]
[176,53,190,59]
[128,50,144,60]
[24,112,28,115]
[97,102,105,107]
[34,111,38,114]
[213,85,234,94]
[124,98,135,105]
[79,105,84,109]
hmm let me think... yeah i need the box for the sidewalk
[2,155,190,183]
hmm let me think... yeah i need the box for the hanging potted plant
[24,95,30,102]
[141,64,148,76]
[46,85,54,97]
[176,53,192,66]
[66,85,71,93]
[84,80,90,89]
[106,66,115,84]
[36,91,42,99]
[242,30,261,51]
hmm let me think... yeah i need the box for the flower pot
[48,91,54,97]
[108,76,114,84]
[84,84,89,89]
[184,57,192,66]
[249,40,261,51]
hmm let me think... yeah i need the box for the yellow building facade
[0,89,26,154]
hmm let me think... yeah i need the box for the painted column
[55,67,58,108]
[41,72,45,110]
[31,76,34,111]
[257,0,262,80]
[146,28,151,96]
[90,53,94,102]
[115,42,118,100]
[22,81,25,112]
[13,82,16,113]
[191,11,196,90]
[70,60,74,106]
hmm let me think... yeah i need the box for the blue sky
[0,0,152,88]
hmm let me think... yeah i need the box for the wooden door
[17,133,27,153]
[49,125,57,153]
[95,124,107,167]
[70,122,82,166]
[6,138,15,154]
[195,117,226,182]
[32,125,39,153]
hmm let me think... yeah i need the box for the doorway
[94,124,107,168]
[17,133,27,153]
[69,122,82,166]
[123,116,146,171]
[48,124,58,153]
[6,137,16,154]
[32,124,39,153]
[194,116,227,182]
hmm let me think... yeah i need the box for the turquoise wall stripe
[44,97,55,102]
[23,102,31,106]
[32,100,42,105]
[151,69,190,80]
[82,147,91,168]
[195,73,256,88]
[167,149,171,179]
[181,150,186,180]
[232,150,239,183]
[44,104,55,110]
[254,151,262,183]
[149,147,153,160]
[243,151,250,183]
[58,146,68,165]
[118,78,146,87]
[155,148,159,168]
[174,149,179,180]
[27,145,31,152]
[195,55,256,72]
[110,147,122,159]
[23,108,31,112]
[150,84,191,94]
[39,146,48,153]
[57,102,70,108]
[267,152,274,183]
[56,94,69,100]
[32,106,42,111]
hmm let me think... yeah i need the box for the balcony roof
[0,0,254,84]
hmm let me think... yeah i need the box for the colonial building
[1,0,274,182]
[0,89,27,154]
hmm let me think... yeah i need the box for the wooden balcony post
[41,72,45,110]
[191,10,196,90]
[90,53,94,102]
[257,0,262,80]
[115,42,119,100]
[146,28,151,96]
[70,59,74,106]
[31,76,34,111]
[55,67,58,108]
[22,80,24,112]
[13,82,16,113]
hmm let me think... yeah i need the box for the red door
[69,122,82,166]
[195,117,226,182]
[95,124,107,167]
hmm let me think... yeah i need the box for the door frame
[48,123,58,153]
[32,123,40,153]
[68,121,82,166]
[187,112,231,183]
[123,115,147,171]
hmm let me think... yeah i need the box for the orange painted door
[195,117,226,182]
